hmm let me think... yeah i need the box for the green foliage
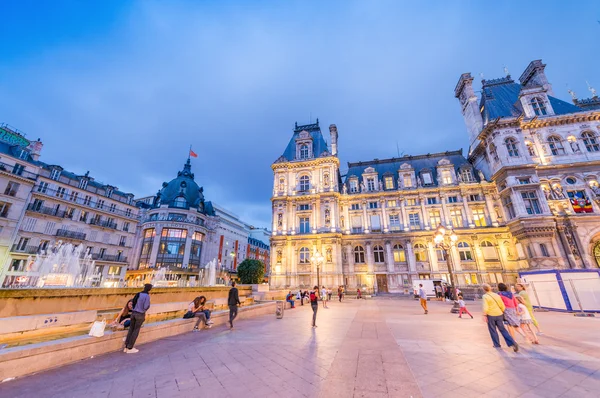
[237,259,265,284]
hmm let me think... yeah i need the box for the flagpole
[188,145,192,162]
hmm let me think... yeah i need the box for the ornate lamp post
[433,224,460,312]
[310,251,324,288]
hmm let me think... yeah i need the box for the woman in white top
[321,286,328,308]
[516,296,539,344]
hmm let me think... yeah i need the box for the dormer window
[299,144,309,159]
[441,170,452,184]
[384,176,394,190]
[79,179,88,190]
[366,178,375,191]
[505,137,519,157]
[460,168,474,183]
[50,169,61,181]
[173,196,187,208]
[106,187,113,198]
[403,175,412,188]
[422,172,432,185]
[349,179,358,193]
[531,97,547,116]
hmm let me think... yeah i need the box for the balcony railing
[11,244,41,254]
[0,162,37,180]
[89,219,118,230]
[55,229,87,240]
[91,253,128,263]
[26,204,74,218]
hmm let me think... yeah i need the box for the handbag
[183,311,194,319]
[89,320,106,337]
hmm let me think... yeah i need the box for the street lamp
[433,224,459,305]
[310,251,324,288]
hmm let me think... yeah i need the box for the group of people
[287,286,334,309]
[109,281,242,354]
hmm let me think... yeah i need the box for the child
[516,296,539,344]
[457,295,473,319]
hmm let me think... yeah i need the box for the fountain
[12,241,99,288]
[200,258,217,286]
[151,267,170,287]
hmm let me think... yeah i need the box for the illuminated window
[393,244,406,262]
[384,176,394,190]
[472,208,487,227]
[414,244,427,262]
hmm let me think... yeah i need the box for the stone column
[420,198,430,230]
[343,203,350,234]
[329,203,336,232]
[450,243,462,271]
[462,199,474,227]
[366,242,374,274]
[400,198,409,231]
[346,244,355,274]
[440,195,451,226]
[290,200,296,235]
[427,242,439,272]
[362,202,370,233]
[312,199,319,233]
[149,225,163,268]
[484,192,499,227]
[385,241,394,273]
[556,225,577,268]
[381,199,388,233]
[405,239,417,273]
[182,227,193,268]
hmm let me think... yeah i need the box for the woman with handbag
[184,297,211,331]
[482,284,519,352]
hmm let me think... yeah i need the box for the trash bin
[276,300,284,319]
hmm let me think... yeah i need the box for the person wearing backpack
[310,286,320,328]
[124,283,152,354]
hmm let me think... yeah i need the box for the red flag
[189,149,198,158]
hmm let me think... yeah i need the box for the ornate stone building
[270,60,600,292]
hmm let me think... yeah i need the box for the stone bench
[0,302,277,381]
[0,310,97,335]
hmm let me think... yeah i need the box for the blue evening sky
[1,1,599,227]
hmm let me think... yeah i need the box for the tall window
[299,175,310,191]
[349,179,358,193]
[422,172,433,185]
[50,169,61,181]
[582,131,600,152]
[299,217,310,234]
[408,213,421,229]
[373,245,385,263]
[472,208,487,227]
[539,243,550,257]
[429,210,441,227]
[531,97,547,116]
[384,176,394,190]
[79,179,88,190]
[505,138,519,157]
[370,215,381,232]
[436,249,446,262]
[4,181,19,197]
[481,241,498,260]
[548,136,565,156]
[450,209,463,228]
[441,170,452,184]
[299,144,309,159]
[503,196,515,219]
[414,243,427,262]
[367,178,375,191]
[354,246,365,263]
[461,168,474,182]
[389,214,401,231]
[521,191,541,215]
[173,197,187,208]
[403,175,412,188]
[299,247,310,264]
[393,244,406,262]
[457,242,473,261]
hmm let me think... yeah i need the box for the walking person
[327,288,332,301]
[124,283,152,354]
[338,286,343,302]
[356,288,362,299]
[435,284,443,300]
[418,283,428,314]
[321,286,328,308]
[515,283,542,334]
[497,283,527,341]
[310,286,320,327]
[516,296,539,344]
[482,284,519,352]
[457,295,473,319]
[228,281,241,329]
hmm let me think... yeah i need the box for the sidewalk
[1,297,599,397]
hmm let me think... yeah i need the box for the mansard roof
[479,76,581,124]
[279,119,330,161]
[344,150,478,186]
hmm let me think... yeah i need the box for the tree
[237,259,265,284]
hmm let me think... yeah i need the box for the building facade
[270,60,600,292]
[0,125,139,288]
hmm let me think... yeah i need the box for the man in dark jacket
[228,281,241,329]
[124,283,152,354]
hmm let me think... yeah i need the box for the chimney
[519,60,554,96]
[329,124,338,156]
[28,139,43,161]
[455,73,484,148]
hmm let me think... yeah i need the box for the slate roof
[343,150,478,187]
[280,120,329,161]
[479,77,582,125]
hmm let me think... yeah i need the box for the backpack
[132,292,141,310]
[310,292,317,302]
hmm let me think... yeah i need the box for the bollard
[276,300,284,319]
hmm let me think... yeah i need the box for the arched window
[299,247,310,264]
[414,243,428,262]
[582,131,600,152]
[531,97,547,116]
[505,138,519,157]
[594,241,600,267]
[548,136,565,156]
[299,175,310,192]
[489,143,499,161]
[373,245,385,263]
[539,243,550,257]
[354,246,365,263]
[481,240,498,260]
[173,196,187,208]
[299,144,309,159]
[393,244,406,262]
[457,242,473,261]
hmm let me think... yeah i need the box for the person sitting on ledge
[189,296,212,331]
[286,291,296,308]
[111,299,133,330]
[197,296,213,325]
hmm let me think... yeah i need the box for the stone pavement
[1,297,600,398]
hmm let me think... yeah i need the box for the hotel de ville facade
[269,60,600,293]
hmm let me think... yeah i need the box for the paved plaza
[1,297,600,398]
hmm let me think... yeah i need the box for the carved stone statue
[457,173,463,183]
[342,184,348,194]
[324,208,331,226]
[277,213,283,228]
[276,250,282,264]
[379,180,383,191]
[340,215,345,229]
[416,177,422,188]
[552,185,565,199]
[478,170,486,182]
[326,247,332,263]
[542,186,552,200]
